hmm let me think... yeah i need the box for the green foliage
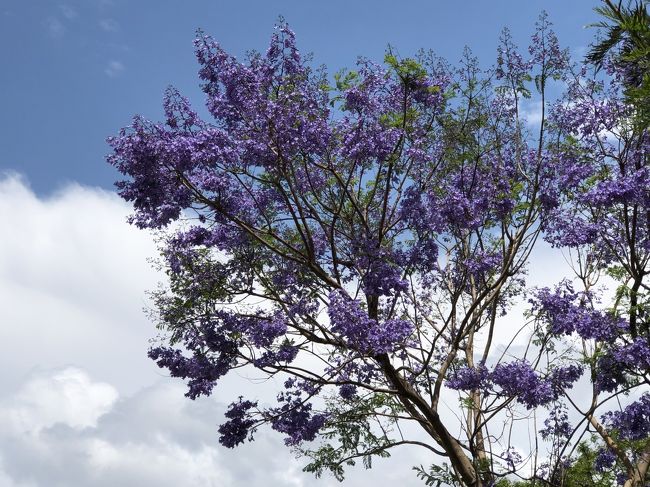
[561,440,616,487]
[333,69,360,92]
[588,0,650,129]
[301,393,404,481]
[384,52,428,83]
[413,463,462,487]
[493,479,534,487]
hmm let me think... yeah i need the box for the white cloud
[1,368,117,435]
[0,370,233,487]
[0,174,600,486]
[44,17,64,38]
[105,60,125,77]
[521,100,544,128]
[0,175,431,486]
[99,18,119,32]
[86,439,235,486]
[0,174,160,394]
[0,369,331,487]
[59,5,78,20]
[0,368,432,487]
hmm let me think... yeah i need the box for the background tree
[587,0,650,128]
[108,7,649,486]
[523,2,649,486]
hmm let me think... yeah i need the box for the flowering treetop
[108,11,649,487]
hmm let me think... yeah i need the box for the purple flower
[338,383,357,400]
[253,344,299,368]
[327,290,412,354]
[218,397,257,448]
[501,447,523,470]
[148,343,236,399]
[491,361,554,408]
[540,403,571,439]
[270,399,327,446]
[597,338,650,392]
[530,282,624,341]
[602,394,650,441]
[447,365,489,391]
[594,448,616,472]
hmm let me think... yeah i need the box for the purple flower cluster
[540,403,571,440]
[530,282,624,341]
[253,343,299,368]
[491,361,555,408]
[270,401,327,446]
[585,167,650,208]
[548,364,584,394]
[462,250,502,282]
[270,380,327,446]
[338,383,357,400]
[401,159,517,237]
[352,238,409,297]
[602,394,650,441]
[447,364,489,391]
[594,448,617,472]
[448,361,582,409]
[244,313,288,348]
[528,12,569,80]
[596,337,650,392]
[501,447,523,470]
[543,209,601,248]
[496,28,531,86]
[218,397,258,448]
[328,290,412,354]
[148,325,238,399]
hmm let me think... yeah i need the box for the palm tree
[587,0,650,128]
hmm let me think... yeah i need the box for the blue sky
[0,2,606,486]
[1,0,599,195]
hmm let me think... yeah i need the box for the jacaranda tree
[108,7,649,486]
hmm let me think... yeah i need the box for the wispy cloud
[59,4,78,20]
[44,16,65,38]
[104,60,125,77]
[99,18,119,32]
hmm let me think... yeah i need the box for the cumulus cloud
[0,174,160,394]
[0,366,428,487]
[0,175,430,487]
[1,368,117,435]
[521,100,544,128]
[0,369,232,487]
[0,174,580,486]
